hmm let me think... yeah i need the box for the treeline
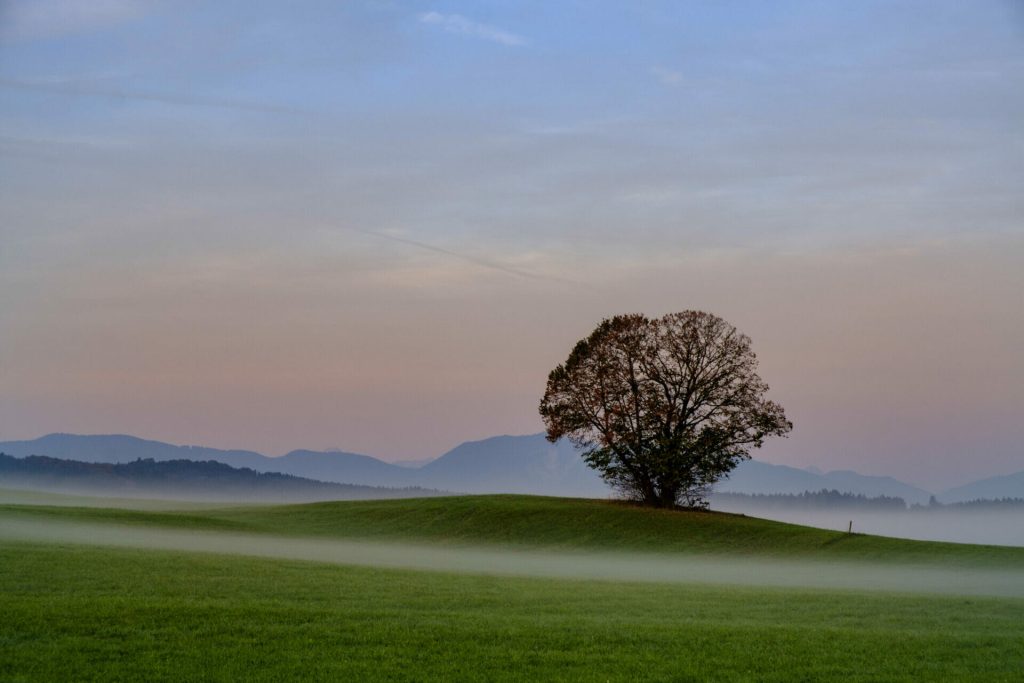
[0,453,443,502]
[911,496,1024,511]
[714,489,1024,512]
[713,489,907,511]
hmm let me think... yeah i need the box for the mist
[0,479,439,505]
[1,515,1022,599]
[711,502,1024,547]
[0,486,282,510]
[4,484,1022,548]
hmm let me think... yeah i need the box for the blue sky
[1,1,1022,488]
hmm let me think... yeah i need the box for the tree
[539,311,792,509]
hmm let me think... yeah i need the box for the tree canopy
[540,311,792,508]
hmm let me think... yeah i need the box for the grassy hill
[5,493,1023,567]
[2,494,1023,680]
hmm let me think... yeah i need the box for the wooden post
[847,520,852,534]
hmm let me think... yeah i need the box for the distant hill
[0,432,941,503]
[0,433,272,469]
[940,470,1024,503]
[0,453,439,502]
[272,449,416,488]
[391,457,438,469]
[417,434,607,496]
[719,460,933,505]
[0,433,416,488]
[0,432,603,496]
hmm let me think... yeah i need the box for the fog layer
[712,503,1024,547]
[1,517,1022,598]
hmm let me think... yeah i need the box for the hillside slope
[6,494,1022,567]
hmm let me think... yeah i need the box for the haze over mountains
[0,454,440,503]
[720,460,933,505]
[1,433,1020,503]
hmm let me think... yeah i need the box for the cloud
[418,11,526,47]
[0,78,317,116]
[650,66,685,87]
[0,0,153,40]
[340,226,579,285]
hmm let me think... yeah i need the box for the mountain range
[939,470,1024,504]
[0,453,441,502]
[1,432,1020,503]
[718,459,934,505]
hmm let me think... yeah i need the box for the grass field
[2,494,1023,681]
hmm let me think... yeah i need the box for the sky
[1,0,1022,489]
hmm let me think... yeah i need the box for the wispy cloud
[0,78,316,116]
[0,0,153,40]
[341,226,578,285]
[650,66,685,87]
[418,12,526,47]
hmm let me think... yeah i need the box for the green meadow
[2,494,1023,681]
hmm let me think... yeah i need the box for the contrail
[2,77,580,286]
[0,77,317,116]
[343,226,582,286]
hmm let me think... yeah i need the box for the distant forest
[713,489,907,511]
[921,497,1024,510]
[713,489,1024,511]
[0,453,443,502]
[3,452,1023,509]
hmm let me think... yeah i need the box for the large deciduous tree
[539,311,792,508]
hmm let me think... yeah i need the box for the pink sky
[2,1,1022,490]
[3,235,1021,490]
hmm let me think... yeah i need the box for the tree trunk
[644,486,678,508]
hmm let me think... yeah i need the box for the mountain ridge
[940,470,1024,503]
[0,453,441,502]
[3,432,1018,501]
[718,460,935,505]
